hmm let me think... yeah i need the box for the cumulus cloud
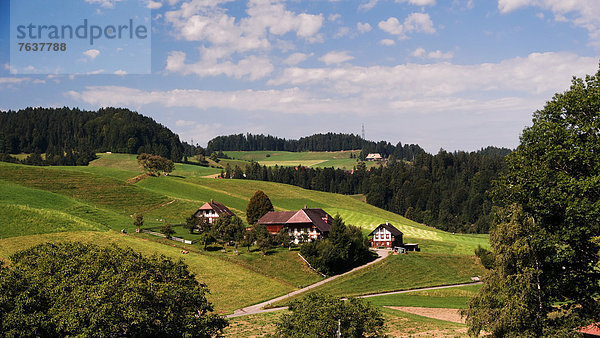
[0,77,30,85]
[84,0,124,8]
[412,47,453,59]
[359,0,378,11]
[395,0,436,6]
[319,51,354,65]
[334,27,350,38]
[379,39,396,46]
[497,0,600,45]
[283,52,311,66]
[166,51,274,80]
[357,22,373,33]
[147,1,162,9]
[163,0,323,79]
[83,49,100,60]
[378,13,435,39]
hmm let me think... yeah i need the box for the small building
[258,208,332,243]
[369,222,403,248]
[193,200,235,224]
[578,323,600,337]
[366,153,382,161]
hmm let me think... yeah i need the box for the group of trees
[0,107,184,162]
[463,67,600,335]
[300,215,373,276]
[207,132,425,160]
[137,153,174,176]
[0,148,97,166]
[0,242,227,336]
[225,147,509,233]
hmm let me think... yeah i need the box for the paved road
[227,248,390,318]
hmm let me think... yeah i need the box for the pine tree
[246,190,274,225]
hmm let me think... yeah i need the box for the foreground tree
[246,190,274,225]
[0,242,227,336]
[463,66,600,335]
[276,293,385,337]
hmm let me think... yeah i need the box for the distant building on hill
[194,200,235,224]
[365,153,382,161]
[369,222,419,251]
[258,208,332,243]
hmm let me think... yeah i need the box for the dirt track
[386,306,465,323]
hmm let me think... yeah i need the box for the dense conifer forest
[0,107,184,163]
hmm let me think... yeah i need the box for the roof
[369,222,403,236]
[257,211,296,224]
[258,208,332,232]
[366,153,382,159]
[197,200,235,217]
[578,323,600,337]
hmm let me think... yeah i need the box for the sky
[1,0,599,153]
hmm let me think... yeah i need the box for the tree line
[223,147,509,233]
[0,107,184,162]
[206,132,425,160]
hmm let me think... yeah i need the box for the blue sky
[1,0,599,152]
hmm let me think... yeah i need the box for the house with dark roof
[258,208,332,243]
[369,222,403,248]
[193,200,235,224]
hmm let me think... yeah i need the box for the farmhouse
[369,222,403,248]
[365,153,382,161]
[258,208,332,243]
[193,200,235,224]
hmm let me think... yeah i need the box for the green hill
[0,153,488,316]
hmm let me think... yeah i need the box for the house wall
[370,227,400,248]
[196,209,219,223]
[287,224,322,244]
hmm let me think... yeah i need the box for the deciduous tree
[463,66,600,336]
[0,242,227,336]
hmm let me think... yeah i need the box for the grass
[365,284,482,309]
[223,301,470,337]
[0,231,297,314]
[224,150,381,170]
[271,252,485,307]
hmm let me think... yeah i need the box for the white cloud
[84,0,124,8]
[175,119,197,127]
[395,0,436,6]
[163,0,324,78]
[283,52,311,66]
[319,51,354,65]
[147,1,162,9]
[328,13,341,21]
[378,13,435,39]
[83,49,100,60]
[3,63,9,70]
[497,0,600,45]
[0,77,30,85]
[379,39,396,46]
[411,47,426,57]
[359,0,378,11]
[166,51,274,80]
[357,22,373,33]
[412,47,453,59]
[114,70,127,75]
[334,27,350,38]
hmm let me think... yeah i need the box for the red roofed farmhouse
[194,200,235,224]
[258,208,332,243]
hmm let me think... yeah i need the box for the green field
[224,150,380,170]
[0,153,488,325]
[366,284,482,309]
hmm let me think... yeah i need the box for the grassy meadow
[224,150,381,170]
[0,152,488,323]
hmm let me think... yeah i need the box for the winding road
[227,249,482,318]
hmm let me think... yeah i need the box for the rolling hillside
[0,153,488,318]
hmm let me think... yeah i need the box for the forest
[206,132,425,160]
[227,146,510,233]
[0,107,184,162]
